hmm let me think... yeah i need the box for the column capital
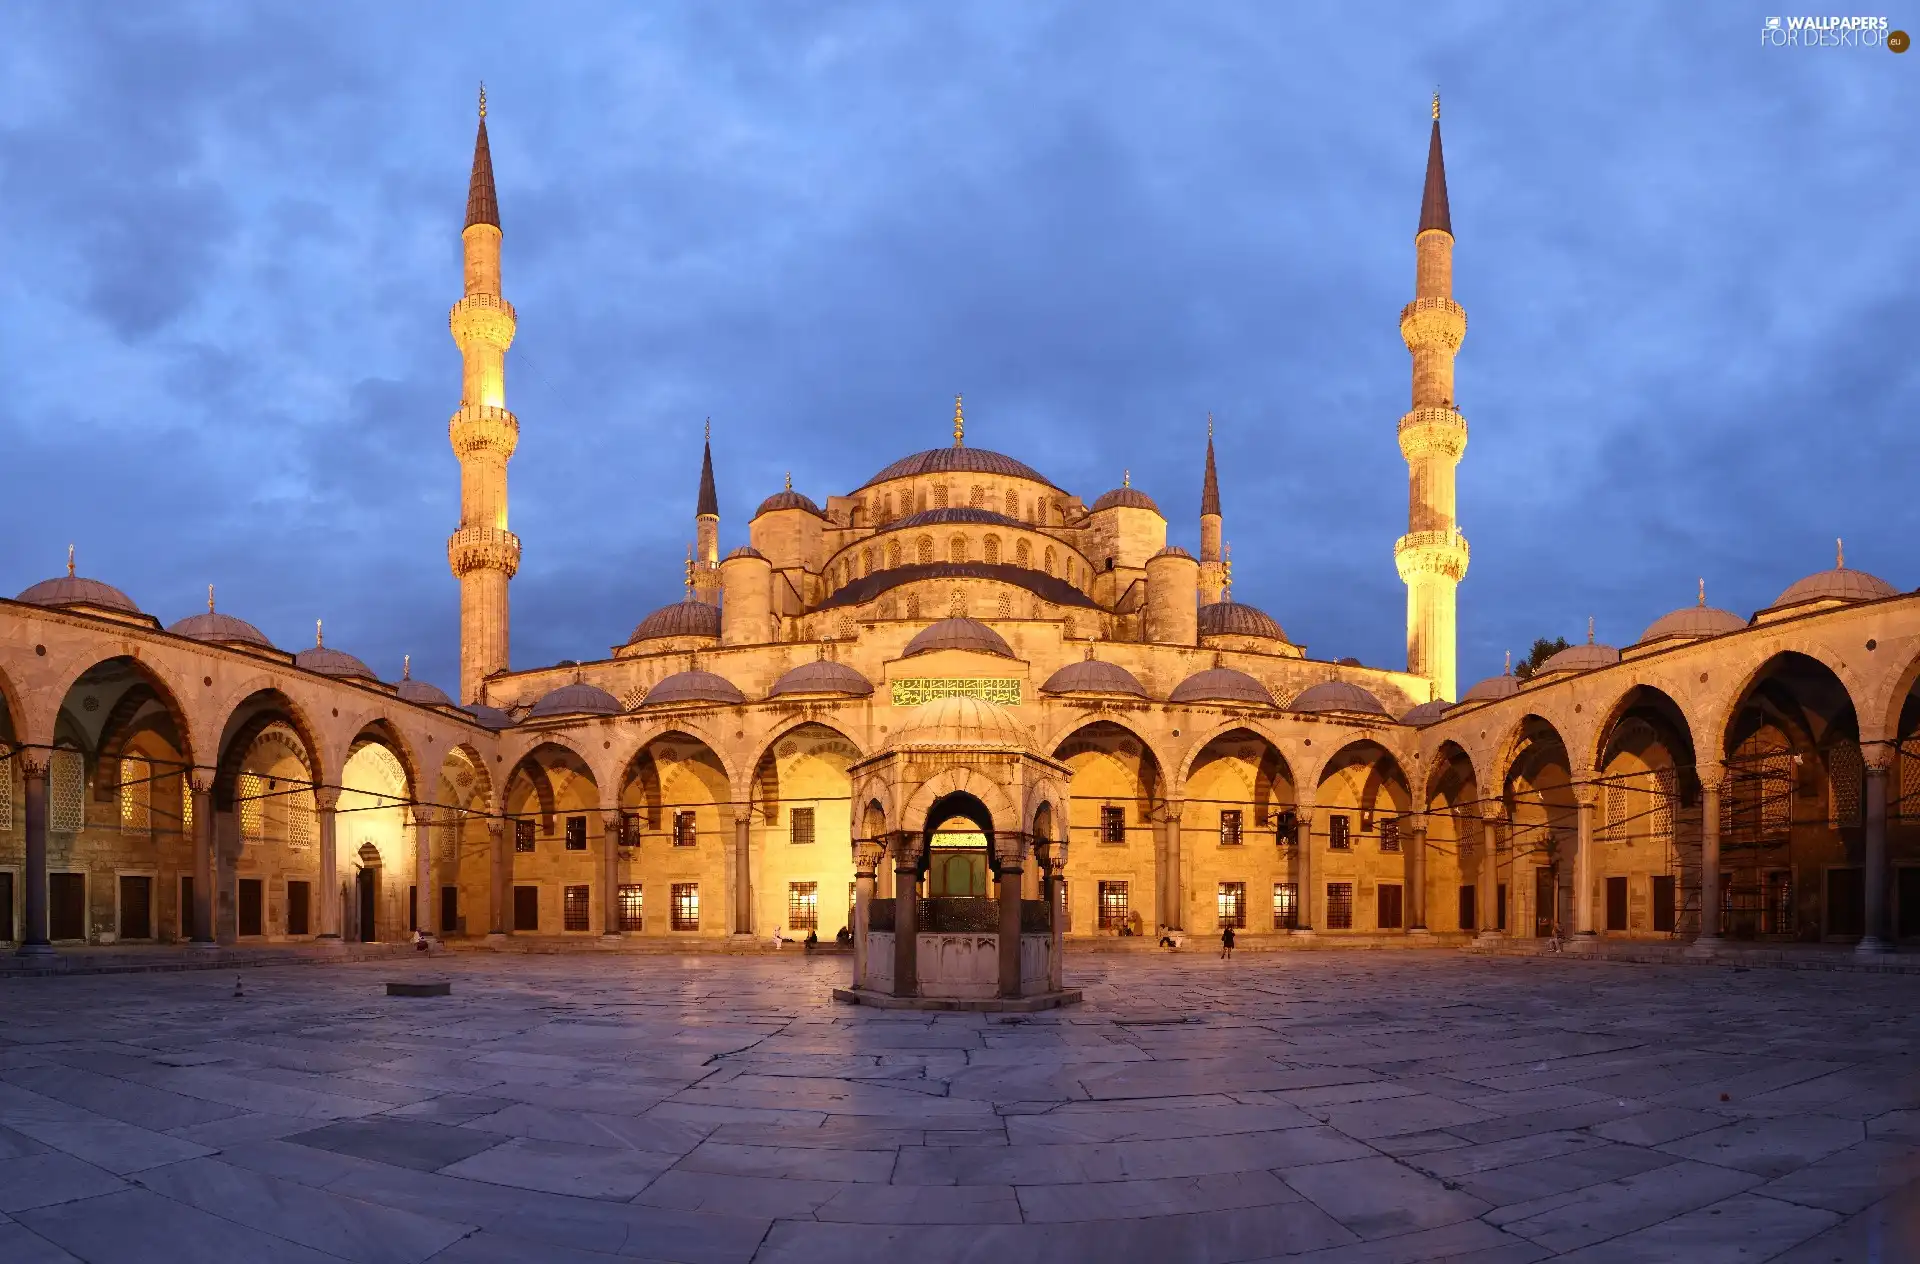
[486,817,505,841]
[411,803,439,828]
[990,832,1028,868]
[601,808,626,834]
[1572,783,1600,809]
[852,839,885,877]
[17,750,48,780]
[1863,744,1895,775]
[1036,838,1069,874]
[1696,767,1726,794]
[313,785,341,812]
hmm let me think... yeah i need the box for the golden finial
[208,584,216,613]
[316,619,324,647]
[1123,469,1131,488]
[684,545,696,597]
[704,416,710,443]
[1222,541,1233,600]
[1837,537,1845,569]
[1698,577,1706,607]
[1432,89,1441,121]
[1207,411,1214,440]
[66,544,75,577]
[784,471,792,491]
[1503,649,1512,676]
[403,653,412,680]
[1587,616,1595,645]
[478,81,487,120]
[953,394,965,448]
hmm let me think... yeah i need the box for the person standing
[1220,925,1236,960]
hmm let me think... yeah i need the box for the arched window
[916,536,934,565]
[906,593,920,619]
[997,593,1012,620]
[949,589,966,617]
[983,535,1000,565]
[119,756,151,835]
[969,485,984,508]
[239,772,267,840]
[50,748,84,834]
[887,539,902,568]
[1006,489,1019,516]
[881,492,893,521]
[1016,539,1032,567]
[862,548,873,577]
[1044,546,1057,576]
[1830,742,1864,828]
[948,536,967,564]
[933,484,949,509]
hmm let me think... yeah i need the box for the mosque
[2,95,1916,982]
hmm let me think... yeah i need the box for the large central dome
[859,447,1057,491]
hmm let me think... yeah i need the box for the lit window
[1272,882,1298,930]
[119,756,151,834]
[1219,809,1243,847]
[50,750,85,833]
[238,772,266,839]
[1099,806,1126,844]
[672,810,697,847]
[1327,882,1354,930]
[672,883,700,931]
[618,883,643,931]
[788,882,818,930]
[565,815,587,851]
[790,807,815,846]
[563,884,590,932]
[1275,809,1297,846]
[1216,882,1246,930]
[1097,881,1129,929]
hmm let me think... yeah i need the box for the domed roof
[903,617,1015,659]
[295,644,378,682]
[1198,601,1287,641]
[754,489,826,518]
[642,670,746,708]
[725,545,768,562]
[1041,658,1149,697]
[1289,680,1388,716]
[1089,486,1161,515]
[860,447,1056,491]
[767,660,874,698]
[169,610,274,650]
[628,599,720,643]
[892,507,1024,530]
[1168,667,1274,707]
[18,574,141,615]
[527,682,623,718]
[461,703,515,730]
[1400,699,1452,727]
[1149,545,1195,562]
[886,694,1032,752]
[1538,642,1620,675]
[397,676,456,708]
[1772,565,1897,610]
[1461,673,1521,703]
[1639,600,1747,645]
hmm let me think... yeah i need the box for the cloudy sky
[1,3,1914,696]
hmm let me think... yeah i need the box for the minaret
[1198,415,1226,605]
[447,84,522,703]
[694,419,720,604]
[1394,93,1470,702]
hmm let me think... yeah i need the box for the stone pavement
[0,953,1916,1263]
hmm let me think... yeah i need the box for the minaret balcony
[1394,529,1470,583]
[450,405,520,460]
[1399,297,1466,354]
[448,525,522,579]
[449,294,518,350]
[1397,408,1468,463]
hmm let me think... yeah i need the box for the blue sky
[1,3,1914,695]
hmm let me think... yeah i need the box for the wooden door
[357,868,378,942]
[1377,883,1403,931]
[49,873,86,941]
[119,876,152,940]
[1605,877,1628,931]
[237,879,263,937]
[1651,875,1676,933]
[1534,867,1556,937]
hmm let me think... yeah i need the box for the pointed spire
[1587,616,1595,645]
[66,544,75,577]
[696,425,718,518]
[953,394,965,448]
[1201,415,1222,517]
[784,471,792,491]
[1503,649,1512,676]
[1418,93,1451,236]
[316,619,324,647]
[208,584,216,613]
[403,654,412,680]
[1123,469,1131,488]
[465,82,500,230]
[1698,577,1707,607]
[1837,537,1845,569]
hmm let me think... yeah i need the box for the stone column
[852,839,883,989]
[1293,799,1316,933]
[993,833,1027,999]
[1574,785,1597,938]
[733,811,752,936]
[1040,839,1068,991]
[892,833,918,998]
[16,754,52,957]
[192,775,217,947]
[1163,799,1184,931]
[315,786,340,940]
[487,818,509,940]
[1408,820,1429,932]
[1478,809,1503,938]
[1859,753,1893,954]
[602,810,624,940]
[413,805,435,939]
[1698,773,1722,947]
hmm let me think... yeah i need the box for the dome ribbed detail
[642,670,746,708]
[1150,545,1195,561]
[860,448,1056,490]
[1638,605,1746,644]
[1289,680,1388,716]
[1400,700,1452,727]
[1772,567,1897,610]
[754,489,825,518]
[815,562,1099,612]
[767,660,874,698]
[18,575,141,615]
[628,600,721,643]
[725,546,768,562]
[398,678,456,708]
[462,703,515,730]
[1040,659,1149,698]
[1538,643,1620,675]
[1461,673,1521,703]
[886,695,1032,752]
[169,610,274,649]
[903,617,1015,660]
[1198,601,1287,641]
[891,507,1022,530]
[1168,667,1273,707]
[1089,487,1161,515]
[295,646,378,681]
[527,682,623,718]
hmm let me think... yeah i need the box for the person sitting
[771,927,786,949]
[804,928,819,950]
[836,925,854,946]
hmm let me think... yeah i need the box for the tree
[1513,636,1571,682]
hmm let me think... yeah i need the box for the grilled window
[119,756,151,834]
[1097,881,1129,929]
[619,811,638,847]
[238,772,267,839]
[671,883,700,931]
[984,535,1000,565]
[672,810,697,847]
[1219,810,1243,847]
[618,883,643,931]
[1099,806,1126,844]
[788,882,818,930]
[0,745,12,832]
[790,807,816,846]
[1016,539,1031,567]
[514,819,536,852]
[1216,882,1246,930]
[949,536,967,564]
[565,815,587,851]
[917,536,934,564]
[563,884,590,932]
[1327,882,1354,930]
[1379,817,1400,853]
[1328,814,1351,851]
[1830,743,1864,828]
[50,750,84,834]
[1653,768,1677,843]
[1275,809,1297,846]
[1272,882,1298,930]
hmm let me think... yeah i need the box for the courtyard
[0,953,1913,1262]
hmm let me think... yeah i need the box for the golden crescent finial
[953,394,964,448]
[1432,89,1440,121]
[316,618,324,647]
[1698,577,1706,607]
[1123,469,1130,488]
[478,81,487,120]
[208,584,216,613]
[704,416,710,443]
[1504,649,1512,675]
[1207,411,1214,440]
[1587,615,1595,645]
[1837,537,1845,569]
[784,471,792,491]
[66,544,75,577]
[403,653,412,680]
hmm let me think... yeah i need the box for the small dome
[767,660,874,698]
[1400,700,1452,727]
[642,670,746,708]
[1461,673,1521,703]
[628,599,720,643]
[903,617,1015,660]
[169,610,274,650]
[397,678,456,708]
[1198,601,1287,641]
[1289,680,1388,716]
[886,694,1032,752]
[18,574,141,615]
[527,682,623,718]
[1168,667,1273,707]
[1041,658,1149,698]
[1538,642,1620,675]
[461,703,515,730]
[1089,486,1161,515]
[1639,604,1747,645]
[295,645,378,682]
[754,489,825,518]
[1149,545,1195,561]
[861,447,1056,490]
[725,545,768,562]
[1772,566,1897,610]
